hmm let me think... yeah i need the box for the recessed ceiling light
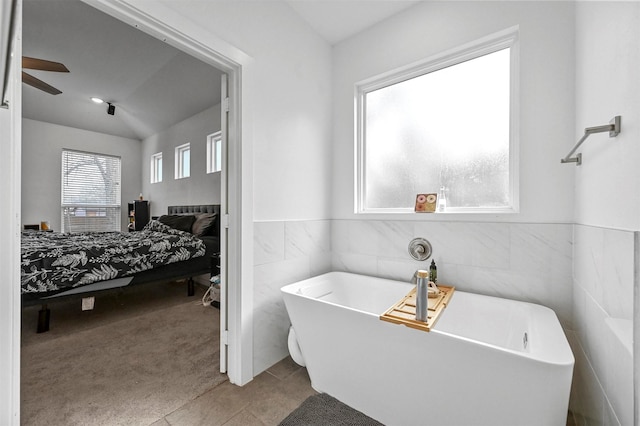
[90,97,104,104]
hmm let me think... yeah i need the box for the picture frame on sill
[415,193,437,213]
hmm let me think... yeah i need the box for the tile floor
[151,356,317,426]
[152,356,577,426]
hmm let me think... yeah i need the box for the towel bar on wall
[561,116,621,165]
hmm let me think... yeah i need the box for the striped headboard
[167,205,219,216]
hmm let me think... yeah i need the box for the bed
[21,204,221,333]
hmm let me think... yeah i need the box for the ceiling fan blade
[22,72,63,95]
[22,56,69,73]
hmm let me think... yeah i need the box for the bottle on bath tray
[429,259,437,284]
[415,270,429,322]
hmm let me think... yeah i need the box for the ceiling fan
[22,56,69,95]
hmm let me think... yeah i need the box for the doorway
[16,0,248,420]
[79,2,247,384]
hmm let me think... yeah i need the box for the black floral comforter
[21,220,206,295]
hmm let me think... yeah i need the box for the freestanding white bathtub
[281,272,574,426]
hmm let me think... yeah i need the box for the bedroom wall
[141,104,222,217]
[21,119,142,232]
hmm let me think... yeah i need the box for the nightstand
[23,225,53,232]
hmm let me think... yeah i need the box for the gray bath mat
[279,393,384,426]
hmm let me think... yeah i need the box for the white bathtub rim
[282,271,574,367]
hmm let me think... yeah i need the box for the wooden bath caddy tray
[380,284,455,332]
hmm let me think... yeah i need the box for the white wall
[0,103,20,424]
[332,1,576,223]
[148,1,333,223]
[574,3,640,232]
[21,119,142,232]
[571,3,639,425]
[141,104,221,217]
[329,2,577,323]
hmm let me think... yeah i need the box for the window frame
[207,131,222,174]
[61,149,122,233]
[355,27,520,215]
[174,142,191,179]
[150,152,162,183]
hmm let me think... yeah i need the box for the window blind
[61,149,121,233]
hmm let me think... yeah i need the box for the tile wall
[570,225,634,425]
[253,219,635,425]
[331,220,574,326]
[253,220,332,375]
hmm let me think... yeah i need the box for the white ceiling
[286,1,419,45]
[22,0,418,140]
[22,0,223,141]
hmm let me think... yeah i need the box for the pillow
[192,213,217,237]
[157,215,196,233]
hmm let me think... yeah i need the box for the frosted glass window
[175,143,190,179]
[358,34,517,213]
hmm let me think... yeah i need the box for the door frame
[81,0,253,385]
[1,0,22,423]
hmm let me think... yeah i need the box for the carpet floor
[21,281,225,426]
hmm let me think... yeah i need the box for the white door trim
[219,73,229,374]
[1,0,23,423]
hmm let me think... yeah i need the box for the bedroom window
[356,28,518,213]
[61,149,121,233]
[150,152,162,183]
[207,131,222,173]
[175,143,190,179]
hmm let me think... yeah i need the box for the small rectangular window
[207,131,222,173]
[175,143,190,179]
[356,28,518,213]
[150,152,162,183]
